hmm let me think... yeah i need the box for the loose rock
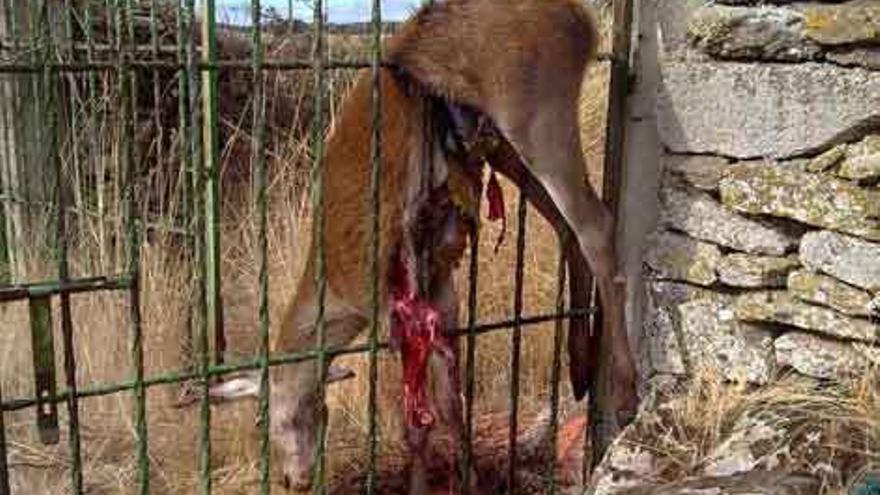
[827,47,880,70]
[735,291,879,342]
[627,471,820,495]
[787,270,874,317]
[679,298,775,384]
[662,154,729,191]
[805,145,846,173]
[799,230,880,292]
[689,4,821,62]
[660,186,797,255]
[837,134,880,181]
[775,332,879,380]
[802,2,880,46]
[702,409,791,477]
[588,423,656,495]
[644,231,721,286]
[641,282,720,376]
[719,162,880,241]
[717,253,800,288]
[658,62,880,158]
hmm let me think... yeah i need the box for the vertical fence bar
[591,0,634,471]
[0,0,21,285]
[201,0,224,367]
[62,0,84,241]
[28,296,60,445]
[30,0,85,490]
[26,1,42,238]
[365,0,383,489]
[546,232,568,495]
[108,0,124,269]
[6,1,27,277]
[0,380,8,495]
[288,0,294,32]
[150,0,164,223]
[176,0,195,369]
[507,189,528,493]
[461,214,480,493]
[309,0,329,488]
[44,0,84,490]
[82,2,105,270]
[0,31,14,285]
[602,0,634,212]
[184,0,212,491]
[119,2,150,493]
[249,0,272,493]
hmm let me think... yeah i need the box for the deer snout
[280,471,311,492]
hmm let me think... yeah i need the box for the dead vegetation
[611,370,880,493]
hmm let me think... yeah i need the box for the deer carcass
[200,0,638,491]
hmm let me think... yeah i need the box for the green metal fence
[0,0,631,493]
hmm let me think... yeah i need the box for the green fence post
[175,0,195,369]
[0,0,16,285]
[182,0,212,491]
[461,211,480,493]
[546,231,569,494]
[201,0,224,367]
[28,295,60,445]
[507,190,528,494]
[249,0,271,492]
[0,380,8,495]
[365,0,383,489]
[35,0,85,490]
[119,2,150,493]
[2,0,26,283]
[309,0,329,489]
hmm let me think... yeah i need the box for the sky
[215,0,422,25]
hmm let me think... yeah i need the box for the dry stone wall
[641,0,880,387]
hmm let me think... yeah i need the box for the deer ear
[209,375,261,400]
[175,373,260,408]
[326,365,355,384]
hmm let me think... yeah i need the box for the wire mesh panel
[0,0,628,493]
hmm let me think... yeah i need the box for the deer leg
[492,95,638,461]
[536,168,636,459]
[428,274,484,494]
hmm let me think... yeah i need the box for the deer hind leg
[492,94,638,458]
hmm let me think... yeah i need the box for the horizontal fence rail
[0,0,627,493]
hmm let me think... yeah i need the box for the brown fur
[273,69,422,353]
[387,0,598,110]
[208,0,637,490]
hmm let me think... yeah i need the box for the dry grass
[616,369,880,492]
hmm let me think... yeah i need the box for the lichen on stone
[806,145,846,173]
[803,3,880,46]
[837,134,880,181]
[735,291,879,342]
[800,230,880,292]
[718,253,800,288]
[788,269,874,317]
[719,161,880,241]
[644,231,721,286]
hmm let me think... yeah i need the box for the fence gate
[0,0,633,493]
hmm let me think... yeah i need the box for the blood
[485,171,507,252]
[389,252,451,429]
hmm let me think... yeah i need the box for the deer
[190,0,639,491]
